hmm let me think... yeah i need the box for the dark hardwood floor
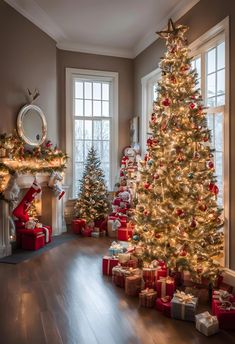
[0,236,235,344]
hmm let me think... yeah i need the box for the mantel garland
[0,131,68,193]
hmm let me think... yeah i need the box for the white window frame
[141,68,161,153]
[65,68,119,198]
[190,17,230,271]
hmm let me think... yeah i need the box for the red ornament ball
[203,136,209,142]
[209,183,219,195]
[189,103,196,109]
[208,161,214,169]
[180,250,187,256]
[162,98,171,107]
[144,183,150,189]
[190,218,197,228]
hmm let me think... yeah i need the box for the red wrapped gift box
[121,259,138,269]
[21,231,45,250]
[16,226,52,247]
[156,298,172,317]
[102,256,119,276]
[156,277,175,298]
[143,268,157,289]
[117,227,133,241]
[81,226,92,237]
[108,216,127,227]
[71,219,86,234]
[212,299,235,330]
[156,267,167,281]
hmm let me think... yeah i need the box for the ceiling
[5,0,199,58]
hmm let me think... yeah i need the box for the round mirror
[17,104,47,146]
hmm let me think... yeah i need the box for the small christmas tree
[74,147,110,223]
[133,19,223,284]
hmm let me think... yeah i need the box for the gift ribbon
[213,289,232,302]
[174,290,196,319]
[41,226,49,243]
[219,301,235,311]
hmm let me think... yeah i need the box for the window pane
[207,48,216,74]
[75,81,83,98]
[102,83,109,100]
[196,78,201,91]
[217,69,225,95]
[75,119,83,139]
[207,73,216,97]
[215,113,223,151]
[84,140,92,159]
[93,120,101,140]
[102,163,110,188]
[195,58,201,78]
[93,100,101,116]
[93,141,101,160]
[93,82,101,100]
[74,162,84,190]
[102,101,109,117]
[215,152,223,206]
[191,60,195,70]
[207,97,216,107]
[84,82,92,99]
[102,141,110,162]
[75,141,84,162]
[84,120,92,140]
[102,120,110,140]
[75,99,83,116]
[217,42,225,70]
[84,100,92,116]
[217,95,225,106]
[207,114,214,148]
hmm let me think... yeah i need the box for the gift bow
[175,290,195,304]
[200,312,217,325]
[214,289,232,302]
[219,301,235,311]
[159,276,174,284]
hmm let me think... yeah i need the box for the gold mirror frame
[17,104,47,146]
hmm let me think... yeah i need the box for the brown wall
[0,1,58,144]
[134,0,235,270]
[57,49,134,157]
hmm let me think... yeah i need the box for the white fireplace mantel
[0,173,67,258]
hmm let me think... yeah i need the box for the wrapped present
[108,215,127,227]
[91,232,100,238]
[185,286,209,305]
[139,289,157,308]
[212,300,235,330]
[195,311,219,336]
[156,297,172,317]
[118,253,131,264]
[117,227,133,241]
[112,266,140,288]
[125,275,142,296]
[102,256,119,276]
[171,290,198,322]
[156,276,175,298]
[108,241,123,255]
[107,219,121,238]
[212,289,233,302]
[155,266,167,281]
[143,267,157,289]
[81,226,92,237]
[71,219,86,234]
[121,259,138,269]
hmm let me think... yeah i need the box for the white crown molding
[57,41,134,59]
[4,0,66,42]
[133,0,200,57]
[5,0,200,58]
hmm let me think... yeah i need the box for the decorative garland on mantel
[0,131,68,193]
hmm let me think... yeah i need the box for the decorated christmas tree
[74,147,110,223]
[133,19,223,284]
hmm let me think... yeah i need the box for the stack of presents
[12,180,52,250]
[71,146,139,239]
[102,248,235,336]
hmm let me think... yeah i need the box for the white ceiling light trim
[133,0,200,57]
[4,0,66,42]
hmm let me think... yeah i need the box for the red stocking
[13,179,41,222]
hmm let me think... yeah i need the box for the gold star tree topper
[157,18,188,39]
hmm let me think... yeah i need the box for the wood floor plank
[0,236,234,344]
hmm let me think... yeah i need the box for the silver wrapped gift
[195,311,219,336]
